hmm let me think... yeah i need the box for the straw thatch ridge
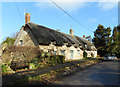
[25,22,96,51]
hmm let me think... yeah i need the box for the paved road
[52,60,120,86]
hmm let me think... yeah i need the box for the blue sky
[1,0,118,44]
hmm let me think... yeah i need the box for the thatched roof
[25,22,96,51]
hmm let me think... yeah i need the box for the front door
[71,50,73,59]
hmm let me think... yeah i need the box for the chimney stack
[83,35,86,39]
[70,29,74,36]
[25,13,30,24]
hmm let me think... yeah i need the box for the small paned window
[53,51,57,55]
[77,50,80,54]
[20,40,23,45]
[61,50,65,55]
[48,50,53,55]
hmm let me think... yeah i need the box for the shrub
[41,52,50,58]
[31,58,41,68]
[47,55,65,65]
[84,57,91,59]
[2,64,7,73]
[91,53,94,58]
[29,63,37,69]
[83,51,87,58]
[2,46,43,63]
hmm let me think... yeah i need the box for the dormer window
[51,41,56,45]
[63,43,68,46]
[91,46,94,49]
[20,40,23,45]
[51,42,54,45]
[85,44,87,48]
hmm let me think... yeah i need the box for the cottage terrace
[14,13,97,60]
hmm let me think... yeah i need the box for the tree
[111,25,120,58]
[1,32,18,46]
[2,37,15,46]
[92,25,111,56]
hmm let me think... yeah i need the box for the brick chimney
[25,13,30,24]
[83,35,86,39]
[70,29,74,36]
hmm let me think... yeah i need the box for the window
[61,50,65,55]
[48,50,57,55]
[53,51,57,55]
[91,46,94,49]
[48,50,53,55]
[85,44,87,48]
[71,50,73,59]
[77,50,80,54]
[20,40,23,45]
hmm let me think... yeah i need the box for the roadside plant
[83,51,87,58]
[2,64,8,73]
[91,53,94,58]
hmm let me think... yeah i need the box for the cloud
[98,2,118,10]
[34,0,119,12]
[87,18,98,23]
[35,1,87,12]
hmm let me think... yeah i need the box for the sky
[0,0,119,44]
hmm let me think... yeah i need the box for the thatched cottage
[14,13,97,60]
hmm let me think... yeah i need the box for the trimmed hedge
[47,55,65,65]
[30,55,65,68]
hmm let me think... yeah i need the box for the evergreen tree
[92,25,111,56]
[111,25,120,57]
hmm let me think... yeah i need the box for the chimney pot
[25,13,30,24]
[70,29,74,36]
[83,35,86,39]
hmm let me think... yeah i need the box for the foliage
[47,55,65,65]
[41,52,50,58]
[92,24,120,58]
[30,55,65,68]
[2,37,15,46]
[2,64,8,73]
[2,46,42,63]
[31,58,42,68]
[29,63,37,69]
[111,26,120,58]
[91,53,94,58]
[83,51,87,58]
[84,57,91,59]
[92,25,111,56]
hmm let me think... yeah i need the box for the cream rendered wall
[86,50,97,58]
[86,51,91,57]
[91,51,97,58]
[39,44,83,61]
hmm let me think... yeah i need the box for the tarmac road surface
[52,60,120,86]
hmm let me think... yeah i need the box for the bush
[29,63,37,69]
[84,57,91,59]
[83,51,87,58]
[41,52,50,58]
[31,58,41,68]
[2,64,7,73]
[2,46,43,63]
[91,53,94,58]
[47,55,65,65]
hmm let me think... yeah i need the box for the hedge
[47,55,65,65]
